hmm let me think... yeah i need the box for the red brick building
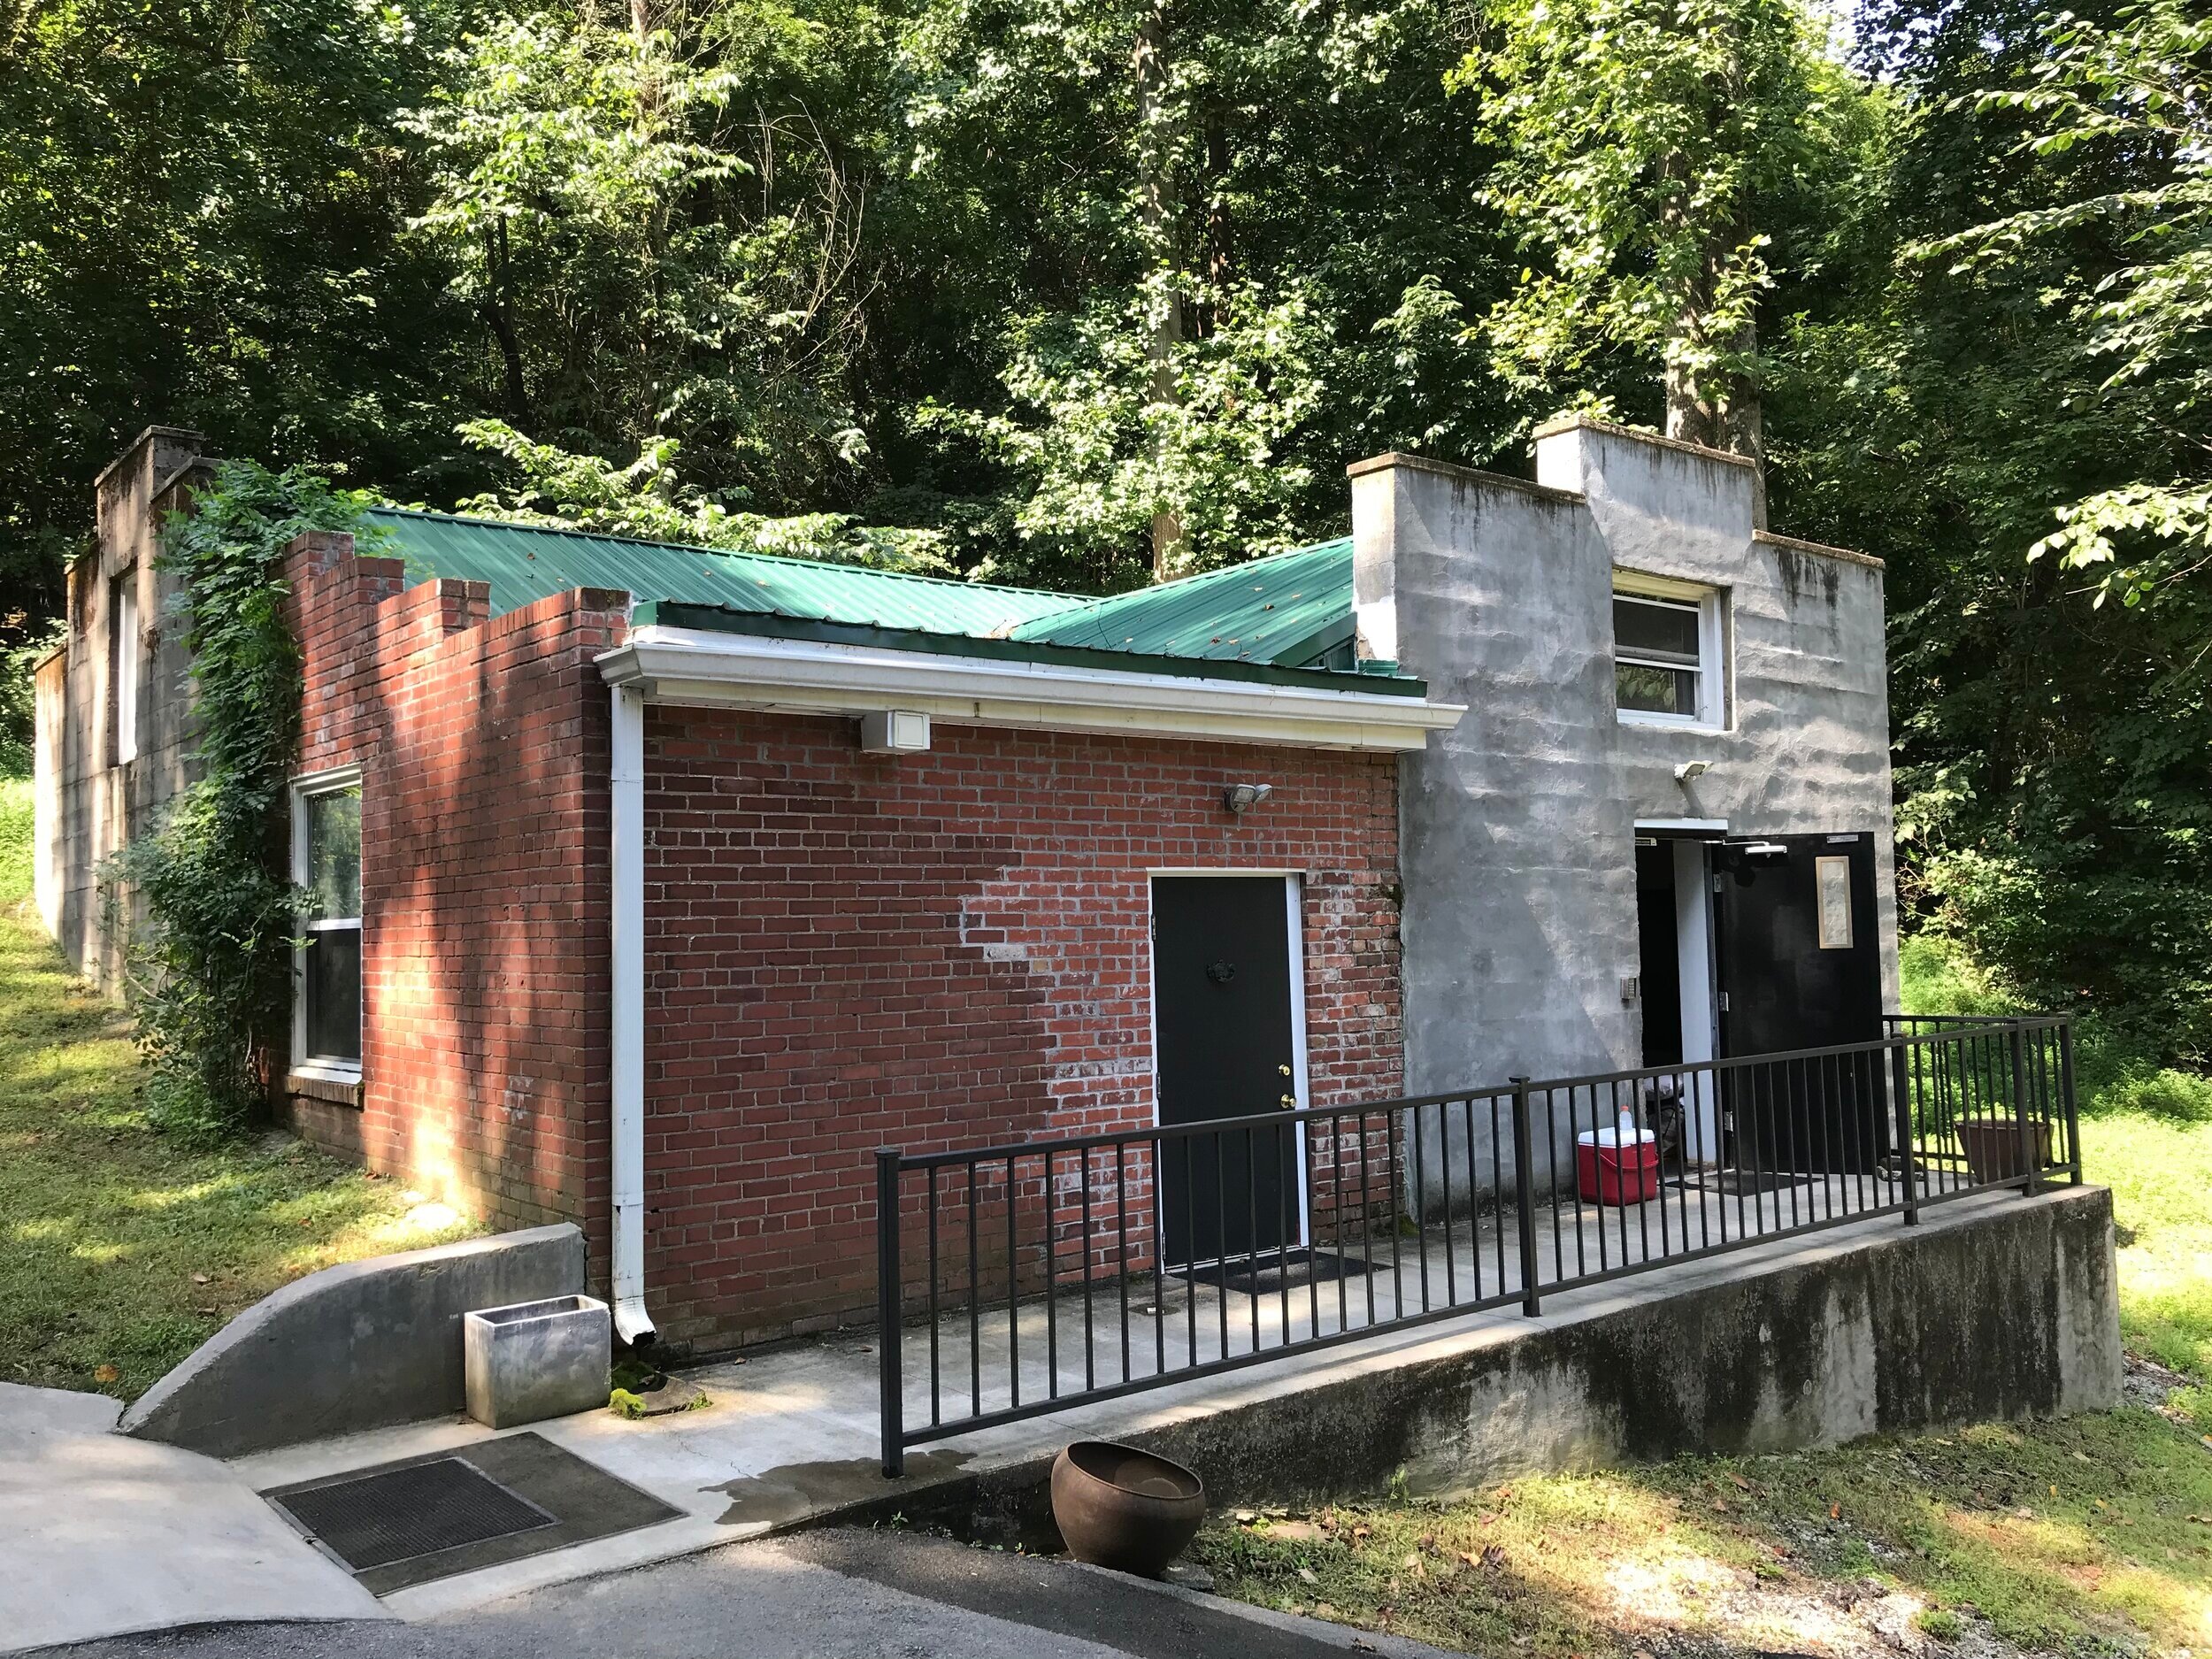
[38,429,1455,1352]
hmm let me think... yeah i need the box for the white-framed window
[112,574,139,764]
[292,766,363,1077]
[1613,572,1725,730]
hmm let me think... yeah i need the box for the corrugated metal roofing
[365,508,1367,676]
[365,509,1079,637]
[1009,539,1353,666]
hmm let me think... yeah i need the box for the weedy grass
[0,781,481,1401]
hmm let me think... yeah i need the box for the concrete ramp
[0,1382,387,1655]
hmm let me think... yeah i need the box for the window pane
[1614,595,1701,664]
[1617,662,1697,715]
[306,789,360,921]
[304,925,361,1063]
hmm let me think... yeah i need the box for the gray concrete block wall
[35,426,208,987]
[1356,421,1896,1190]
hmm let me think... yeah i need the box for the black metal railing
[873,1015,2077,1474]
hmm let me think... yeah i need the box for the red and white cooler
[1576,1118,1659,1206]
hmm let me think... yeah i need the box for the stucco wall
[1358,420,1895,1181]
[34,426,209,987]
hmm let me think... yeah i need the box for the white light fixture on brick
[1222,782,1274,814]
[861,710,931,754]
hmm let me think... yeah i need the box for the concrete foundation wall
[869,1186,2120,1545]
[1357,421,1895,1183]
[1154,1187,2118,1506]
[119,1224,587,1458]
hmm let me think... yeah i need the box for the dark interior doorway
[1636,841,1686,1068]
[1151,876,1302,1268]
[1715,832,1886,1172]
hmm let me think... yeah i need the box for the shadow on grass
[0,785,480,1401]
[1195,1407,2212,1658]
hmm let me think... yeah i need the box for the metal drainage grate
[273,1455,556,1571]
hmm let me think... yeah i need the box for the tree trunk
[1134,11,1184,579]
[486,222,532,428]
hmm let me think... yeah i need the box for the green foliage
[0,620,65,780]
[1456,0,1852,449]
[402,5,880,517]
[453,420,949,572]
[923,283,1328,583]
[1931,0,2212,613]
[116,464,375,1142]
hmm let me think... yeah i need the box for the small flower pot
[1955,1117,2052,1186]
[1049,1440,1206,1578]
[463,1294,611,1428]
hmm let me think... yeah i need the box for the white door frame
[1145,870,1313,1256]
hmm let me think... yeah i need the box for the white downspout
[610,682,656,1346]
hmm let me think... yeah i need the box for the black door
[1716,833,1886,1172]
[1152,877,1301,1268]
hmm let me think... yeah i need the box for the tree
[1455,0,1839,460]
[1938,1,2211,613]
[894,0,1515,588]
[402,6,880,516]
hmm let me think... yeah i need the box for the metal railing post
[2061,1020,2082,1185]
[1510,1077,1540,1316]
[2011,1025,2039,1197]
[875,1148,905,1479]
[1892,1036,1918,1226]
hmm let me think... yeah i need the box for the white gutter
[595,626,1464,752]
[608,683,655,1347]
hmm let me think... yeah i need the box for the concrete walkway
[25,1530,1458,1659]
[219,1187,2036,1627]
[0,1383,386,1654]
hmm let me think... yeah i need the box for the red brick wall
[280,532,627,1254]
[641,706,1403,1348]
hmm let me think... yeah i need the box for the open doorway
[1636,830,1722,1169]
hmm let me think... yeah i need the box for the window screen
[1613,593,1706,719]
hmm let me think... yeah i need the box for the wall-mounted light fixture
[1673,760,1711,784]
[1222,782,1275,814]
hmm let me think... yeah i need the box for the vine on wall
[118,462,377,1141]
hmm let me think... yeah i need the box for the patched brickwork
[275,541,1404,1347]
[640,707,1403,1348]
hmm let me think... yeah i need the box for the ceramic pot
[1049,1440,1206,1577]
[1956,1117,2051,1185]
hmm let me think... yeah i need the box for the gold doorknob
[1279,1094,1297,1108]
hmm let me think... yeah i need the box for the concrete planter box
[463,1294,611,1429]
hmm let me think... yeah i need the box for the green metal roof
[365,508,1401,689]
[1008,539,1354,668]
[365,509,1076,637]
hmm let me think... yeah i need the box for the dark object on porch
[1958,1117,2053,1184]
[1185,1248,1365,1295]
[1049,1440,1206,1577]
[262,1431,681,1594]
[1697,1168,1809,1196]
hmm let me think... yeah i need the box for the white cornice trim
[595,626,1464,753]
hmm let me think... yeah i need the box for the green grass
[1200,1404,2212,1655]
[2093,1113,2212,1400]
[1195,939,2212,1656]
[0,780,481,1401]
